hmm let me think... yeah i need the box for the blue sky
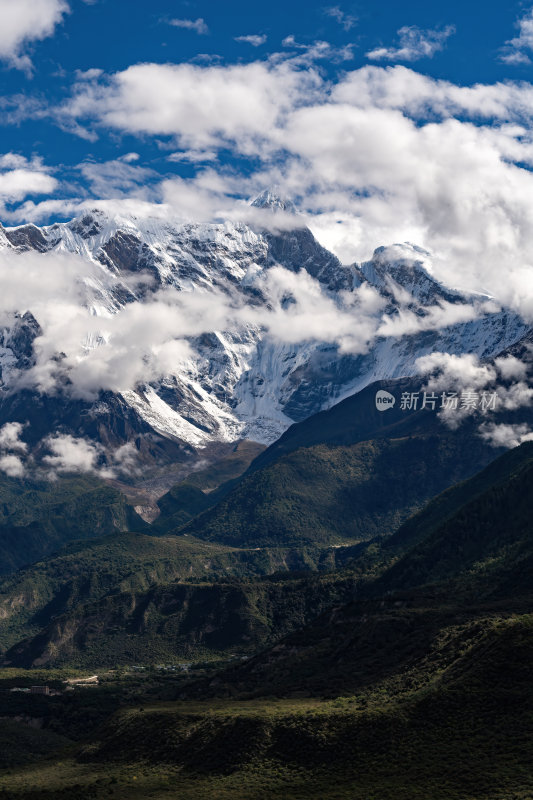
[2,0,531,169]
[3,0,533,309]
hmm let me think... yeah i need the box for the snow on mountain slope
[0,197,528,469]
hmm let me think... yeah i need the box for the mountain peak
[360,243,463,305]
[372,243,433,270]
[251,189,296,214]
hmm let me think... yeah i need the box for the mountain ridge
[0,201,527,484]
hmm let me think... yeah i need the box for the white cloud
[168,18,208,35]
[0,0,69,71]
[366,25,455,62]
[75,68,103,81]
[167,150,217,164]
[79,157,157,199]
[331,65,533,121]
[0,454,25,478]
[494,381,533,411]
[0,169,57,202]
[61,61,321,152]
[5,195,169,226]
[479,422,533,448]
[246,265,384,354]
[495,355,529,381]
[281,36,354,63]
[10,58,533,324]
[376,300,481,339]
[0,154,57,205]
[325,7,357,31]
[416,352,497,392]
[0,423,28,478]
[235,34,267,47]
[27,269,371,397]
[42,434,102,473]
[0,247,92,322]
[500,8,533,65]
[111,442,139,472]
[0,244,229,398]
[501,50,531,65]
[273,84,533,318]
[416,352,533,431]
[0,421,141,479]
[0,422,28,453]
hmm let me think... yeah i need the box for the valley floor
[0,631,531,800]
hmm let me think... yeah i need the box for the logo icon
[375,390,396,411]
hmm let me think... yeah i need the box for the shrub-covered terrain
[0,443,531,798]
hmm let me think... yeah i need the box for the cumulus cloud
[0,246,156,397]
[3,279,193,399]
[417,351,531,396]
[0,454,25,478]
[376,301,481,339]
[0,247,93,323]
[0,422,28,453]
[0,0,69,71]
[0,170,57,202]
[500,7,533,65]
[0,422,28,477]
[111,442,139,472]
[366,25,455,62]
[79,157,157,199]
[278,84,533,318]
[0,421,140,479]
[494,381,533,411]
[167,150,217,164]
[416,352,497,392]
[247,266,384,353]
[324,7,357,31]
[75,68,103,81]
[422,353,533,408]
[40,433,140,478]
[280,36,354,63]
[479,422,533,448]
[331,65,533,120]
[8,55,533,323]
[0,153,57,206]
[60,61,321,152]
[416,351,533,432]
[42,434,103,473]
[235,34,267,47]
[494,355,529,381]
[167,18,208,35]
[47,60,533,324]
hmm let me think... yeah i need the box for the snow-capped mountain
[0,195,528,475]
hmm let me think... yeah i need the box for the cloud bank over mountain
[2,53,533,322]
